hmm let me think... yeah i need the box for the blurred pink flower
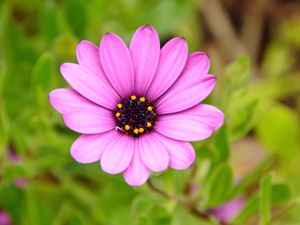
[49,25,224,186]
[208,198,245,223]
[0,211,11,225]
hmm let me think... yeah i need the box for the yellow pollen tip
[147,106,153,111]
[133,128,139,134]
[117,103,122,109]
[131,95,137,100]
[140,97,146,102]
[139,128,144,133]
[115,112,121,118]
[125,125,130,130]
[147,122,152,127]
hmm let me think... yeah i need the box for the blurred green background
[0,0,300,224]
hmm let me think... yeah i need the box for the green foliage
[205,164,234,207]
[259,175,272,225]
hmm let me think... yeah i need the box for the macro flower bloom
[49,25,224,186]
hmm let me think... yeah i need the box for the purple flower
[209,198,245,223]
[0,211,11,225]
[49,25,224,186]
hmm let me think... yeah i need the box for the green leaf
[255,104,300,155]
[32,51,54,90]
[259,174,272,225]
[149,206,171,225]
[271,183,291,205]
[206,164,234,207]
[233,194,259,224]
[41,0,60,42]
[65,0,86,38]
[214,125,230,162]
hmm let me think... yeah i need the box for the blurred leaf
[25,185,52,225]
[0,99,9,153]
[206,164,234,207]
[261,42,293,78]
[0,183,24,224]
[214,125,230,162]
[149,206,171,225]
[65,0,86,38]
[233,194,259,224]
[271,183,291,205]
[259,174,272,225]
[41,0,60,42]
[220,55,251,104]
[255,104,300,155]
[32,51,54,90]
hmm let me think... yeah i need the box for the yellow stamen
[139,128,144,133]
[147,106,153,111]
[115,112,121,118]
[133,128,139,134]
[147,122,152,127]
[117,103,122,109]
[131,95,137,100]
[140,97,146,102]
[125,125,130,130]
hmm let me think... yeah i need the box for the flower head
[49,25,224,186]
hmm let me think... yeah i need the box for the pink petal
[153,132,195,170]
[146,37,188,100]
[71,130,121,163]
[76,40,109,83]
[139,134,169,172]
[100,33,134,98]
[156,75,216,114]
[155,104,224,141]
[180,52,210,82]
[60,63,120,110]
[124,140,151,186]
[100,135,134,174]
[49,88,100,114]
[130,25,160,96]
[63,109,115,134]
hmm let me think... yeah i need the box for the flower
[49,25,224,186]
[0,210,11,225]
[208,198,245,223]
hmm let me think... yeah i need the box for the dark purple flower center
[114,95,158,137]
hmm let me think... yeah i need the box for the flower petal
[100,135,134,174]
[60,63,120,110]
[155,104,224,141]
[70,130,121,163]
[146,37,188,100]
[63,109,115,134]
[153,132,195,170]
[130,25,160,96]
[139,134,169,172]
[76,40,109,83]
[100,33,134,98]
[180,52,210,82]
[124,140,150,186]
[156,75,216,114]
[49,88,100,114]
